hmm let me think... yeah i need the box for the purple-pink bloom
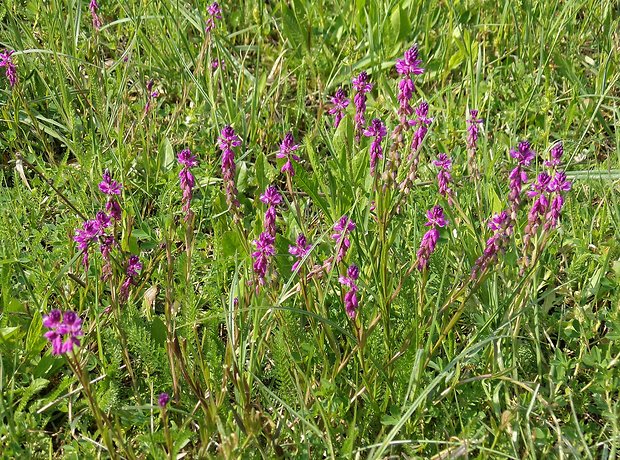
[433,153,454,203]
[0,49,17,87]
[363,118,387,173]
[218,126,241,209]
[252,232,276,286]
[158,393,170,408]
[508,141,536,209]
[545,142,564,169]
[276,132,301,176]
[205,2,222,32]
[99,169,122,195]
[466,110,483,151]
[144,80,159,114]
[409,102,433,151]
[472,211,513,277]
[120,255,142,301]
[43,310,84,355]
[332,215,356,263]
[89,0,102,30]
[352,72,373,138]
[510,141,535,166]
[177,149,198,220]
[289,234,311,272]
[397,77,415,116]
[339,264,360,318]
[395,44,424,76]
[544,171,571,230]
[328,88,350,128]
[416,206,447,271]
[260,185,282,236]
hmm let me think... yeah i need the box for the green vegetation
[1,0,619,458]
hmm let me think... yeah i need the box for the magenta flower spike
[338,264,360,318]
[508,141,536,210]
[363,118,387,174]
[251,231,276,286]
[205,2,222,33]
[99,169,123,221]
[409,101,433,152]
[177,149,198,220]
[43,310,84,355]
[89,0,102,30]
[331,215,356,263]
[352,72,373,139]
[328,88,350,128]
[544,142,564,170]
[276,132,301,176]
[120,255,142,301]
[158,393,170,408]
[289,234,311,272]
[433,153,454,204]
[0,49,17,87]
[415,206,448,271]
[466,110,483,151]
[395,45,424,116]
[218,126,242,210]
[472,211,514,278]
[260,185,282,237]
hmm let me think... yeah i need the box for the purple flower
[158,393,170,408]
[289,234,311,272]
[205,2,222,32]
[510,140,535,166]
[466,110,483,151]
[120,255,142,301]
[397,77,415,116]
[177,149,198,220]
[144,80,159,114]
[332,215,356,263]
[363,119,387,173]
[395,44,424,76]
[0,49,17,87]
[544,171,571,230]
[74,219,101,252]
[106,199,122,221]
[409,101,433,151]
[339,264,360,318]
[252,232,276,286]
[472,211,513,277]
[89,0,102,30]
[218,126,241,210]
[43,309,84,355]
[328,88,350,128]
[545,142,564,169]
[99,169,122,195]
[276,132,301,176]
[352,72,373,138]
[260,185,282,236]
[433,153,454,203]
[416,206,447,271]
[507,141,536,210]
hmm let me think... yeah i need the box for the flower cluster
[158,393,170,408]
[89,0,102,30]
[395,45,424,116]
[43,310,84,355]
[0,49,17,87]
[352,72,373,139]
[508,140,535,211]
[74,210,111,267]
[409,101,432,152]
[260,185,282,237]
[252,185,282,286]
[120,255,142,301]
[363,118,387,174]
[99,169,122,220]
[177,149,198,221]
[289,234,311,273]
[205,2,222,33]
[277,132,301,176]
[328,88,350,128]
[144,80,160,114]
[339,264,360,318]
[472,211,514,277]
[466,110,483,152]
[331,215,356,263]
[416,206,448,271]
[218,126,241,210]
[433,153,454,204]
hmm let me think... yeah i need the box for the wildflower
[395,45,423,116]
[260,185,282,237]
[100,234,116,281]
[508,141,535,210]
[409,101,433,152]
[74,218,102,266]
[472,211,513,277]
[339,264,360,318]
[276,132,301,176]
[251,232,276,286]
[89,0,102,30]
[415,206,448,271]
[352,72,373,139]
[544,171,571,230]
[328,88,350,128]
[43,310,84,355]
[205,2,222,33]
[289,234,311,272]
[99,169,122,220]
[0,49,17,87]
[433,153,454,204]
[466,110,483,151]
[144,80,159,114]
[158,393,170,408]
[331,215,356,263]
[218,126,242,210]
[211,59,225,70]
[544,142,564,169]
[120,255,142,301]
[177,149,198,220]
[523,173,551,248]
[363,118,387,174]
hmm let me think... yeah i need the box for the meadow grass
[1,0,619,458]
